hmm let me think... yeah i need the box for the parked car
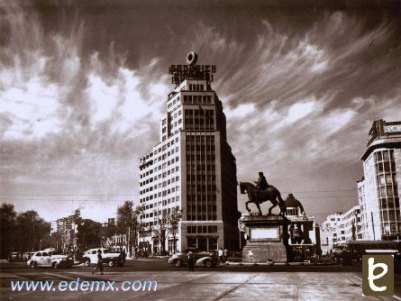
[22,252,35,261]
[27,251,74,268]
[81,248,125,267]
[8,252,23,262]
[167,248,219,268]
[331,245,347,263]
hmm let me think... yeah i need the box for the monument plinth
[240,214,289,263]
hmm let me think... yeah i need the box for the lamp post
[127,225,131,258]
[159,217,166,255]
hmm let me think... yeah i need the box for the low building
[55,210,81,253]
[321,212,342,253]
[320,206,362,254]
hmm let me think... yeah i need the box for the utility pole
[371,212,375,240]
[127,226,131,258]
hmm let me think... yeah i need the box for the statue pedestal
[241,214,289,263]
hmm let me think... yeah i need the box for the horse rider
[254,172,269,199]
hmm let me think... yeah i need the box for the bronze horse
[239,182,286,216]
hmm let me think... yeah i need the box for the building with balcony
[320,206,362,252]
[138,52,239,254]
[321,212,342,251]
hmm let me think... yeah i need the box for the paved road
[1,260,401,301]
[0,258,362,273]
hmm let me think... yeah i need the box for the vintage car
[22,252,35,261]
[8,252,23,262]
[331,245,347,263]
[82,248,125,267]
[27,251,74,268]
[167,248,219,268]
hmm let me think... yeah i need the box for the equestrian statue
[239,172,286,216]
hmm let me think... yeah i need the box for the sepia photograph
[1,0,401,300]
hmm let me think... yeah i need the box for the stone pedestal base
[242,242,287,263]
[240,214,289,263]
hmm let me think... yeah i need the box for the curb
[225,261,336,266]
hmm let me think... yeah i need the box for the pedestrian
[92,249,104,275]
[218,248,223,263]
[119,249,126,265]
[187,251,195,272]
[223,249,228,263]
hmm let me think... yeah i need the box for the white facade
[336,205,362,245]
[321,212,342,250]
[320,206,362,253]
[358,119,401,240]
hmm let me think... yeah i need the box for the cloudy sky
[1,0,401,223]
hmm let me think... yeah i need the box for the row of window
[169,96,182,107]
[188,84,205,91]
[374,150,393,162]
[140,171,180,187]
[141,206,180,220]
[140,166,180,188]
[186,134,215,143]
[187,214,217,221]
[167,97,181,110]
[186,144,215,151]
[153,137,180,155]
[140,138,180,169]
[183,95,212,105]
[376,161,396,174]
[140,192,181,204]
[187,184,217,191]
[187,196,217,205]
[187,164,215,170]
[187,174,216,181]
[187,225,218,234]
[380,198,400,209]
[154,152,180,164]
[186,154,216,161]
[139,184,180,195]
[185,121,214,131]
[381,210,401,225]
[187,205,217,211]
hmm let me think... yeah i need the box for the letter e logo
[362,255,394,296]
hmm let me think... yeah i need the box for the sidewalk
[4,270,401,301]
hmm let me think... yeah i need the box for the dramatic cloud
[1,0,401,222]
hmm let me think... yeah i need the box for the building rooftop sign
[169,51,216,85]
[367,119,401,146]
[384,123,401,134]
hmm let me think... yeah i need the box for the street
[1,259,401,301]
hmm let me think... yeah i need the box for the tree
[76,219,102,250]
[117,201,143,256]
[152,211,169,255]
[44,231,63,252]
[100,223,118,242]
[167,208,182,254]
[16,210,50,252]
[0,203,17,258]
[152,207,182,255]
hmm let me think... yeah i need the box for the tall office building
[358,119,401,240]
[138,52,239,254]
